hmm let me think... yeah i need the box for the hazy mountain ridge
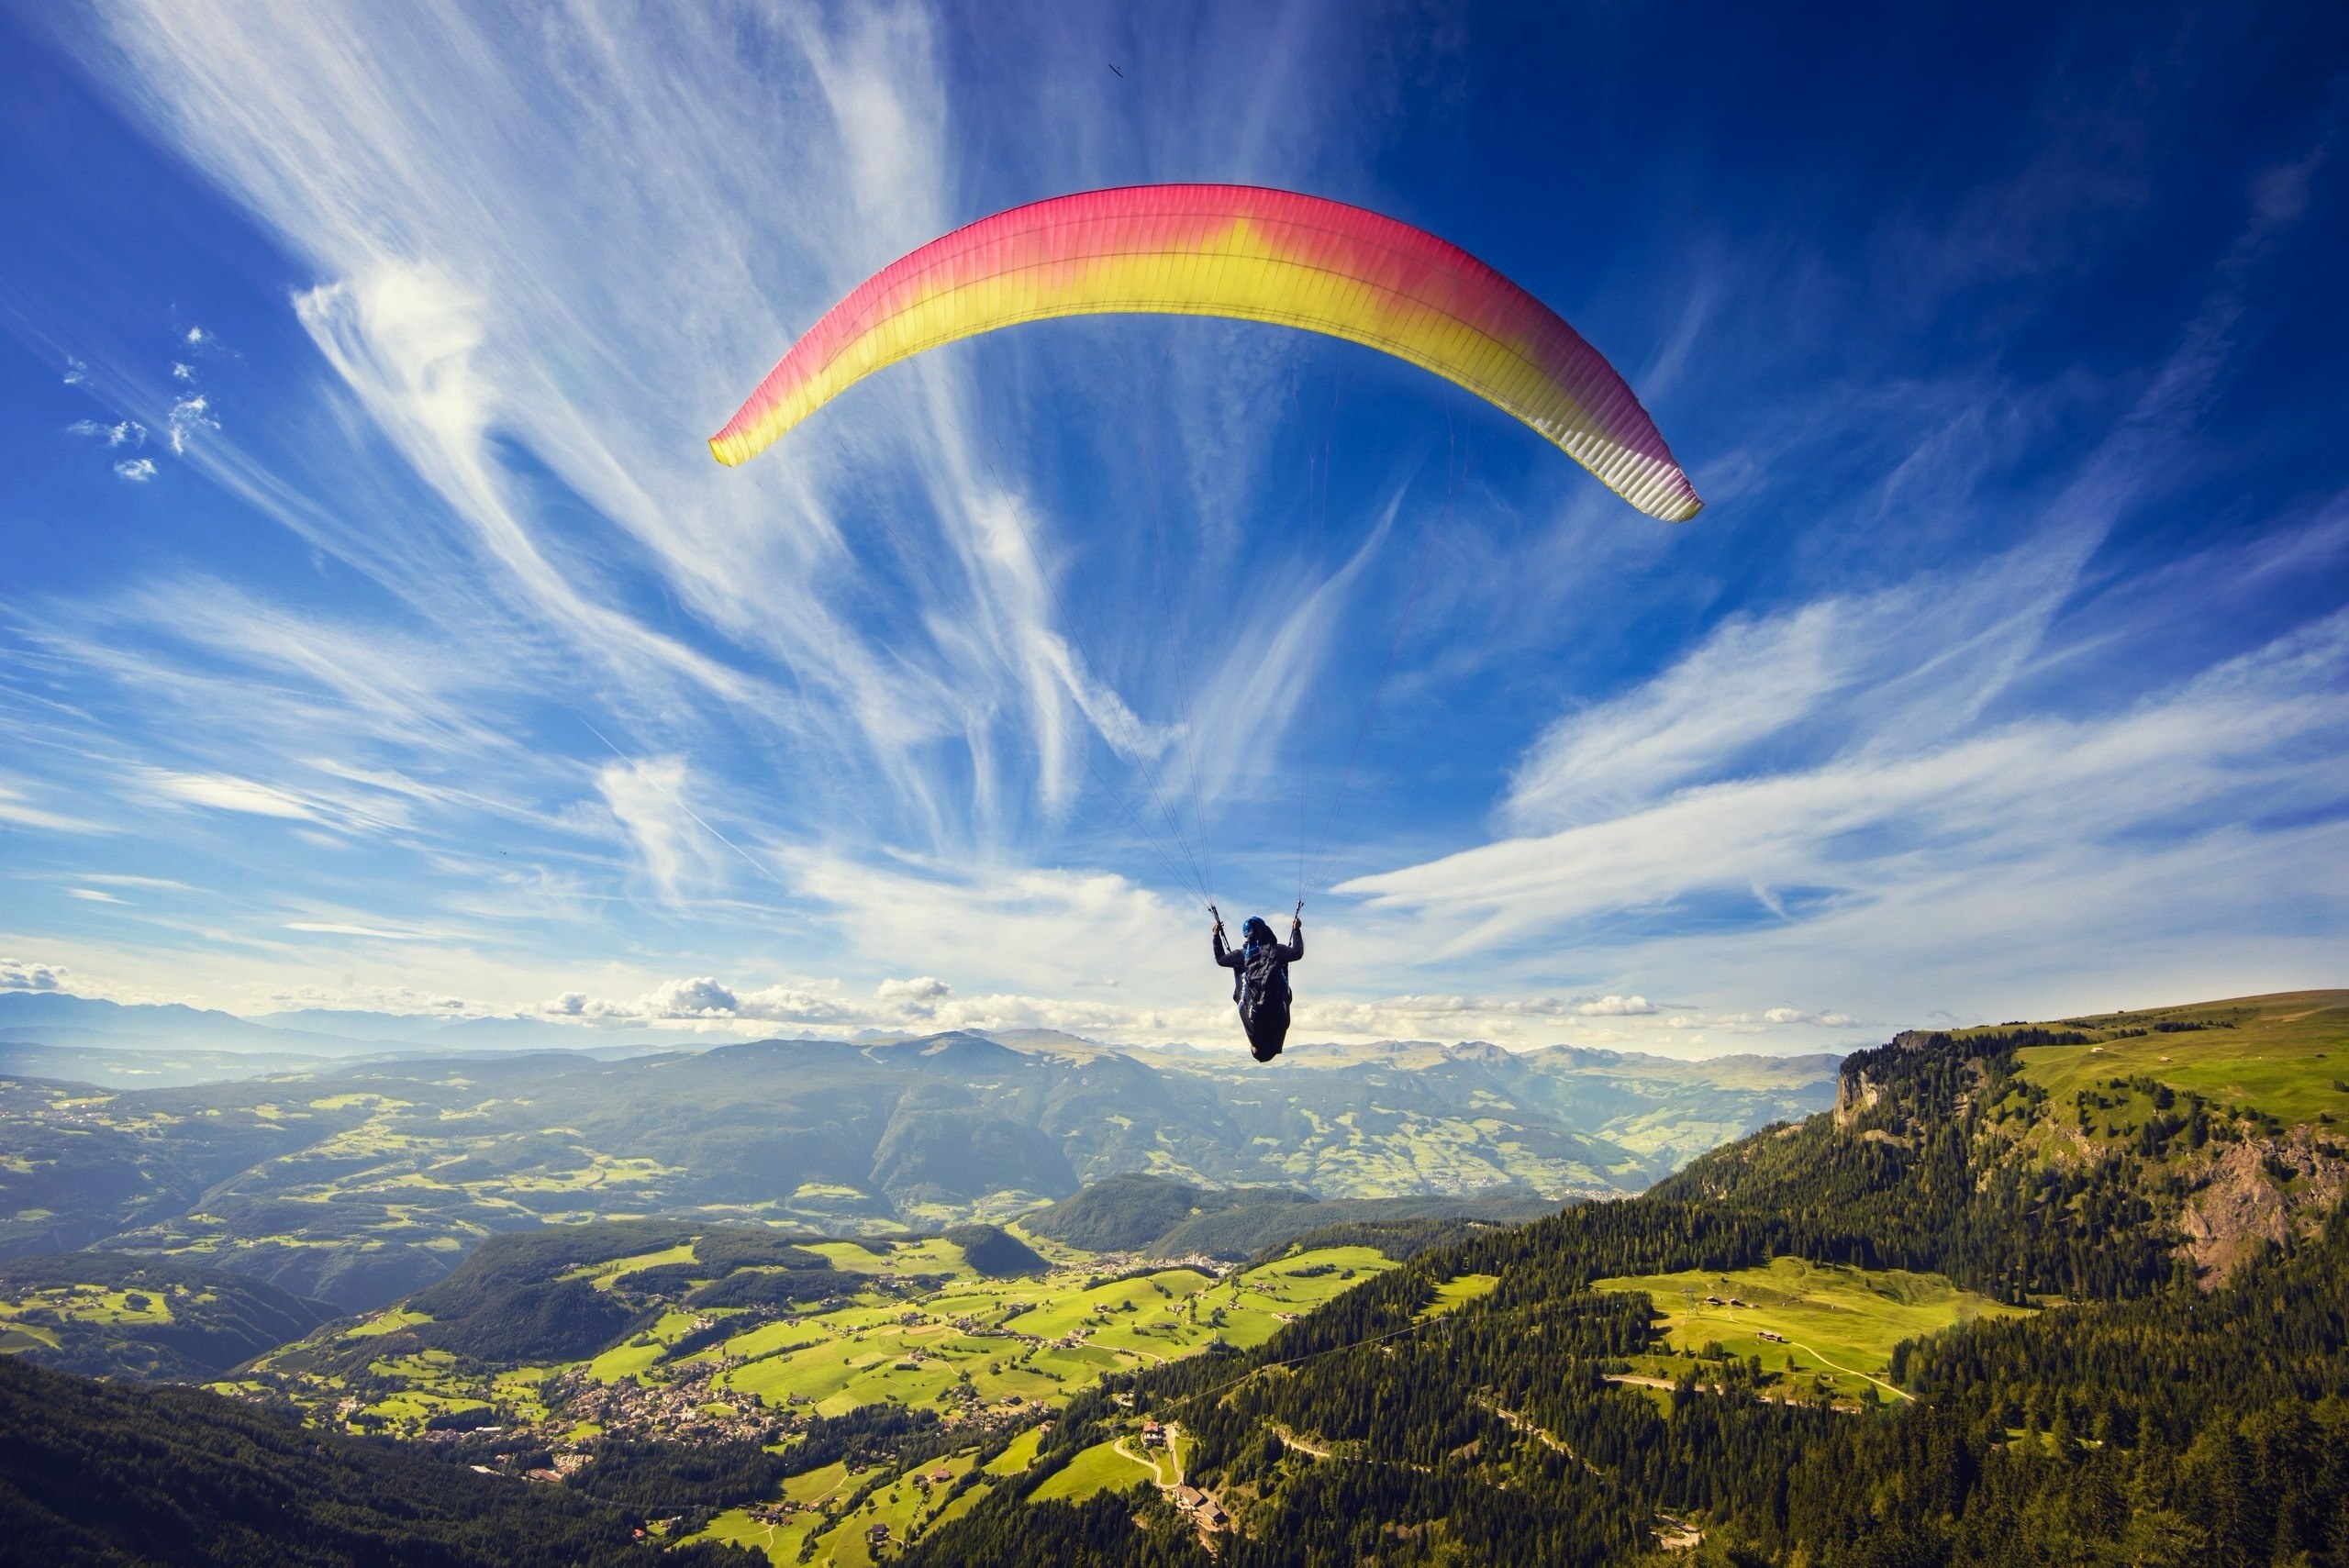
[1022,1172,1563,1260]
[0,1018,1836,1311]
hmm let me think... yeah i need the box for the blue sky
[2,1,2344,1054]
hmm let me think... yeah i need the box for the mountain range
[0,1000,1835,1310]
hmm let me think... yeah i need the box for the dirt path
[1786,1342,1915,1403]
[1479,1399,1599,1475]
[1111,1436,1170,1486]
[1272,1426,1334,1460]
[1607,1357,1909,1406]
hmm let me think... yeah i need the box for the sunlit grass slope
[2002,990,2349,1129]
[1592,1257,2026,1394]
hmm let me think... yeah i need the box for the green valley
[8,992,2348,1566]
[214,1215,1398,1563]
[239,1222,1390,1432]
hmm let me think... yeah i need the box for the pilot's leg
[1250,1004,1288,1062]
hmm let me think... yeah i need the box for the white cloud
[62,357,89,385]
[263,982,469,1013]
[71,418,147,447]
[1761,1006,1857,1028]
[172,361,195,380]
[67,888,128,904]
[1575,994,1655,1016]
[114,458,158,482]
[644,975,739,1017]
[139,769,321,819]
[165,392,217,453]
[541,975,851,1026]
[70,0,1387,872]
[876,975,952,1003]
[0,782,108,833]
[0,960,68,991]
[735,984,852,1023]
[786,851,1199,1000]
[595,757,714,900]
[1352,600,2349,958]
[284,920,426,940]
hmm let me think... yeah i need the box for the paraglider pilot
[1211,904,1303,1062]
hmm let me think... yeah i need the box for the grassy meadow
[2001,990,2349,1130]
[1592,1256,2026,1397]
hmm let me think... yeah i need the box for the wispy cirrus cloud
[0,779,108,833]
[1349,600,2349,991]
[1341,135,2349,1022]
[0,1,2338,1051]
[139,768,323,820]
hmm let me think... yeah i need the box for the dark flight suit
[1214,919,1304,1062]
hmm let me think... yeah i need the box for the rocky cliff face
[2179,1132,2349,1281]
[1832,1069,1885,1129]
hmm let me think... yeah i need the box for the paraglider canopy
[712,183,1700,522]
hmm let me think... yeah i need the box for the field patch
[1418,1273,1500,1319]
[1592,1257,2026,1396]
[1030,1437,1156,1503]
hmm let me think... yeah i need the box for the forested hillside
[0,1251,330,1381]
[0,1354,758,1567]
[1022,1172,1560,1259]
[903,991,2349,1566]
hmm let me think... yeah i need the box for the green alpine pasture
[1592,1256,2027,1396]
[1028,1437,1159,1502]
[1417,1272,1501,1319]
[2002,990,2349,1130]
